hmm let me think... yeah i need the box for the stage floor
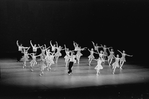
[0,58,149,99]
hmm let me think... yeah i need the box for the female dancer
[39,59,47,76]
[38,44,50,61]
[55,45,64,64]
[29,53,40,71]
[45,50,55,71]
[50,40,56,52]
[16,40,24,52]
[100,44,112,60]
[30,40,40,53]
[108,48,115,66]
[112,54,120,74]
[21,47,30,68]
[118,50,133,70]
[75,47,86,65]
[91,41,102,53]
[94,57,104,75]
[88,48,98,66]
[64,45,71,67]
[16,40,27,61]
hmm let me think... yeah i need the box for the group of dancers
[16,40,132,76]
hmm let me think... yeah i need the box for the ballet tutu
[88,55,94,59]
[94,65,103,70]
[21,56,29,61]
[112,62,119,68]
[120,57,126,62]
[55,52,62,57]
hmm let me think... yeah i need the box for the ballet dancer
[55,45,64,64]
[64,45,71,67]
[16,40,24,52]
[29,53,40,71]
[118,50,133,70]
[91,41,102,53]
[112,54,120,74]
[30,40,40,53]
[45,49,55,71]
[50,40,56,52]
[73,41,87,65]
[108,48,115,66]
[39,59,47,76]
[16,40,28,61]
[88,48,98,66]
[100,44,112,60]
[76,47,86,65]
[94,57,104,75]
[73,41,79,51]
[68,51,76,75]
[39,44,51,59]
[21,47,30,68]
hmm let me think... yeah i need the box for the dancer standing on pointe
[118,50,133,70]
[88,48,98,66]
[21,47,30,68]
[94,57,104,75]
[108,48,115,66]
[68,51,76,75]
[112,54,120,74]
[39,58,47,76]
[45,49,55,71]
[29,53,40,71]
[55,44,64,64]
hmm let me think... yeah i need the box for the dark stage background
[0,0,148,66]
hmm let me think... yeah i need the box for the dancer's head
[111,49,113,51]
[100,50,103,53]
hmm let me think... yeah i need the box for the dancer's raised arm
[16,40,19,47]
[91,41,95,47]
[56,41,58,47]
[50,40,53,47]
[117,50,123,54]
[125,53,133,57]
[30,40,34,47]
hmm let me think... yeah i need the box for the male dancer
[68,51,76,75]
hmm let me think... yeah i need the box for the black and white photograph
[0,0,149,99]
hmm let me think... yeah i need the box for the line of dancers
[16,40,132,76]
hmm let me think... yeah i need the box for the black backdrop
[0,0,148,66]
